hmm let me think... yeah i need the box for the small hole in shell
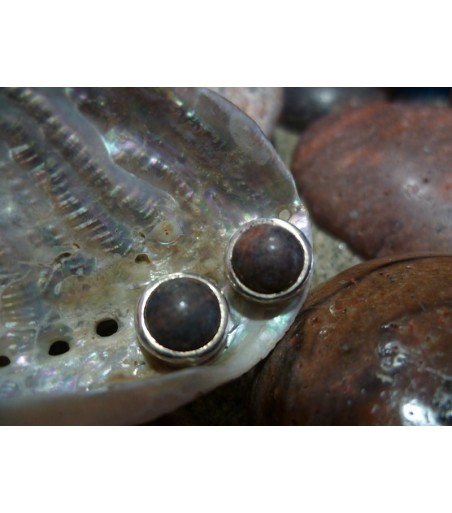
[96,318,119,337]
[48,341,70,356]
[53,252,72,264]
[0,355,11,367]
[135,253,151,264]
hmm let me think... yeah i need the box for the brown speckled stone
[251,254,452,425]
[145,278,221,352]
[209,87,283,137]
[292,103,452,258]
[231,224,305,295]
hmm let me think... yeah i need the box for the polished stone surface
[231,224,304,295]
[282,87,387,129]
[251,254,452,425]
[292,103,452,258]
[144,278,221,352]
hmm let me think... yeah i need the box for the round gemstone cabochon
[144,277,222,352]
[231,223,305,295]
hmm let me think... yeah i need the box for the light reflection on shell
[208,87,283,137]
[0,87,311,424]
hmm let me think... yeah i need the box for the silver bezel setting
[135,273,229,366]
[225,218,313,304]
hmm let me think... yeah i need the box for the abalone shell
[0,87,312,425]
[209,87,283,137]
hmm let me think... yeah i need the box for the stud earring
[135,273,229,366]
[225,218,312,303]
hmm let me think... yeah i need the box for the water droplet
[377,340,408,372]
[381,322,399,332]
[401,399,438,426]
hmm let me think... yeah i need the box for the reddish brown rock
[251,254,452,425]
[292,103,452,258]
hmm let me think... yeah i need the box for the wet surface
[251,254,452,425]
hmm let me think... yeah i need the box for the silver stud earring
[225,218,312,303]
[135,273,229,366]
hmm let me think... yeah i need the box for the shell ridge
[6,88,180,238]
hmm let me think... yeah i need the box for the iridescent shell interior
[0,88,311,424]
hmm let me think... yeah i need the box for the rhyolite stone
[144,277,221,352]
[282,87,388,129]
[251,254,452,425]
[231,224,305,295]
[292,103,452,258]
[209,87,283,137]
